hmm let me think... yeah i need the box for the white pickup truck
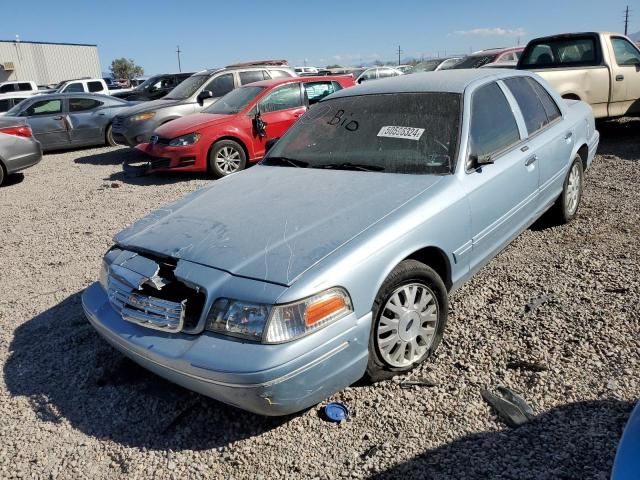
[0,80,39,95]
[518,32,640,119]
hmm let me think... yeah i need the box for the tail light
[0,125,33,138]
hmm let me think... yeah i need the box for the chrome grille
[107,275,185,333]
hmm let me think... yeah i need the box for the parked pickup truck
[518,32,640,119]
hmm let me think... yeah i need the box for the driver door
[609,36,640,116]
[252,82,307,159]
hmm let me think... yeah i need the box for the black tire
[207,140,247,179]
[550,154,584,224]
[0,163,5,187]
[366,259,448,382]
[105,124,118,147]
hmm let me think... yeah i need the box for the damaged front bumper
[82,282,370,416]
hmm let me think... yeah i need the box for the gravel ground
[0,120,638,479]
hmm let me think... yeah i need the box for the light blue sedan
[82,69,599,415]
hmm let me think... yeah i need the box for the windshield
[133,75,161,92]
[453,54,498,69]
[165,74,208,100]
[203,86,265,114]
[263,93,461,174]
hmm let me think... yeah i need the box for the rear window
[88,81,104,92]
[519,36,599,68]
[0,84,15,93]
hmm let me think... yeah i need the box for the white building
[0,40,101,86]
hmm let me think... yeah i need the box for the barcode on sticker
[377,126,425,141]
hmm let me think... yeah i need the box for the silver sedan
[0,117,42,185]
[82,69,599,415]
[3,93,135,151]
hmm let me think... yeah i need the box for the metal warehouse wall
[0,41,101,85]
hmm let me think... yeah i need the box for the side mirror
[253,106,267,138]
[265,137,280,153]
[197,90,213,106]
[469,152,493,167]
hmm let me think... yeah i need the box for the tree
[109,58,144,81]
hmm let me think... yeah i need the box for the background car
[4,93,135,150]
[112,73,195,101]
[0,81,39,95]
[295,66,319,75]
[453,47,524,69]
[136,75,355,177]
[353,66,404,84]
[0,117,42,185]
[408,57,463,73]
[111,60,297,147]
[0,93,34,114]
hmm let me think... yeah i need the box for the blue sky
[5,0,637,74]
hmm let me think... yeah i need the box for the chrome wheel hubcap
[376,283,439,368]
[215,146,241,174]
[565,162,581,215]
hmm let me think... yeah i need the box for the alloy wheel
[376,283,439,368]
[565,162,581,216]
[215,146,241,174]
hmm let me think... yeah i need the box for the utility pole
[176,45,182,72]
[624,5,630,35]
[397,45,403,65]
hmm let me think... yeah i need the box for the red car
[136,75,355,177]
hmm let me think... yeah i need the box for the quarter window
[268,70,292,79]
[259,84,303,113]
[528,78,561,122]
[204,73,234,97]
[239,70,267,85]
[303,81,340,104]
[469,82,520,161]
[69,98,104,112]
[25,99,63,116]
[503,77,549,135]
[611,37,640,66]
[88,81,104,92]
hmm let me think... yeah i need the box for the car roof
[22,92,123,102]
[239,75,350,89]
[194,63,293,76]
[329,69,534,96]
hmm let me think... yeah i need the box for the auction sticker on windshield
[377,126,425,141]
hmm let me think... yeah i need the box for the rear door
[67,97,105,146]
[461,81,539,272]
[21,98,69,148]
[609,36,640,115]
[252,82,306,158]
[502,76,572,212]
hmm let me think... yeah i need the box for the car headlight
[205,288,353,343]
[169,132,201,147]
[129,111,156,123]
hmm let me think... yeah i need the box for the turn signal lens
[265,288,352,343]
[129,111,156,123]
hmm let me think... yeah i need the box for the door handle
[53,115,63,120]
[524,154,538,166]
[520,145,530,152]
[616,74,625,81]
[564,131,573,140]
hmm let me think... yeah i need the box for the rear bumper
[82,282,370,416]
[5,141,42,174]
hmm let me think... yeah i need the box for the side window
[69,98,103,112]
[239,70,266,85]
[18,83,33,91]
[259,83,303,113]
[377,68,398,78]
[204,73,234,97]
[304,81,338,104]
[528,78,561,122]
[0,99,10,112]
[469,83,520,161]
[362,69,377,81]
[88,81,104,92]
[0,84,14,93]
[611,37,640,66]
[64,82,84,93]
[503,77,549,135]
[268,70,292,79]
[25,99,63,116]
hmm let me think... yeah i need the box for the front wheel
[366,260,448,382]
[208,140,246,179]
[105,124,118,147]
[551,155,584,224]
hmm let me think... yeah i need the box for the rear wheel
[366,260,448,381]
[551,154,584,224]
[0,163,5,186]
[208,140,246,178]
[105,124,117,147]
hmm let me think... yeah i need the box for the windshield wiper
[262,156,309,168]
[313,162,384,172]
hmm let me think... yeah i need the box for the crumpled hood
[119,98,191,117]
[154,113,234,137]
[114,165,442,286]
